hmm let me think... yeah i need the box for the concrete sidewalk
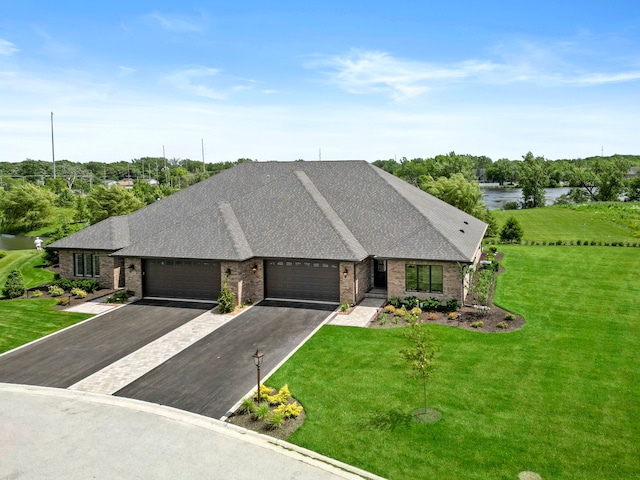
[0,383,385,480]
[329,297,385,327]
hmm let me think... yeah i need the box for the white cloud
[145,11,207,33]
[164,67,259,100]
[310,45,640,100]
[0,39,18,56]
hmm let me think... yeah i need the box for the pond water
[482,185,571,210]
[0,234,45,251]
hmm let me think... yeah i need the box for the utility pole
[201,138,205,173]
[50,112,56,179]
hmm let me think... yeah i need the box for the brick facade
[339,261,354,305]
[58,250,122,290]
[221,259,264,306]
[387,259,462,303]
[355,259,371,304]
[124,257,142,297]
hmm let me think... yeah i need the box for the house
[49,161,487,306]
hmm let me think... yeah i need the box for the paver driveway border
[0,299,215,388]
[115,300,339,419]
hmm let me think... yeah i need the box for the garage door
[265,259,340,303]
[143,259,221,301]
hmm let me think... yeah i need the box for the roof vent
[460,229,465,233]
[464,221,469,225]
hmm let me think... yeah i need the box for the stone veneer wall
[58,250,120,290]
[123,258,142,297]
[339,261,354,305]
[354,259,371,304]
[221,259,264,306]
[387,259,462,303]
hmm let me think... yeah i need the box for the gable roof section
[50,161,487,263]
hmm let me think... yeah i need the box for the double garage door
[265,259,340,303]
[143,259,221,301]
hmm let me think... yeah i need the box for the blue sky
[1,1,639,164]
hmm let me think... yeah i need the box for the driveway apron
[0,300,213,388]
[115,300,336,419]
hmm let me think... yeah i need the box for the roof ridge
[368,163,470,260]
[218,201,253,260]
[295,170,368,261]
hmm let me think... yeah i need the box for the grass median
[267,246,640,480]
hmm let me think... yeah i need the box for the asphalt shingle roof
[50,161,487,263]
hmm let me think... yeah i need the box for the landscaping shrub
[71,288,87,299]
[394,306,407,317]
[273,402,304,419]
[384,304,396,314]
[410,307,422,316]
[239,397,256,415]
[2,270,26,299]
[389,297,402,308]
[503,201,519,210]
[254,384,274,402]
[252,403,270,421]
[105,290,127,303]
[56,297,70,306]
[48,285,65,297]
[267,411,285,429]
[505,313,516,321]
[340,302,349,312]
[470,321,484,328]
[448,312,458,321]
[497,321,508,329]
[31,289,43,297]
[499,216,524,243]
[421,298,441,311]
[378,313,388,325]
[217,283,236,314]
[446,299,460,312]
[488,244,497,253]
[403,296,419,309]
[0,250,7,259]
[50,278,99,293]
[427,312,438,321]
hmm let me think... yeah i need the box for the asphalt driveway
[0,299,214,388]
[115,300,336,419]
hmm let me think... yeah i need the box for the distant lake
[0,234,45,251]
[482,185,571,210]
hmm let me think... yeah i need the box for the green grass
[0,298,92,353]
[0,250,55,290]
[268,246,640,479]
[0,250,90,353]
[491,202,640,244]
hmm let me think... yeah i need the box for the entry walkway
[0,383,385,480]
[328,298,385,327]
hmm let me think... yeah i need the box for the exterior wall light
[225,268,231,277]
[252,264,258,273]
[343,268,348,278]
[128,264,135,272]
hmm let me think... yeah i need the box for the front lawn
[0,250,54,290]
[0,298,92,354]
[491,203,640,244]
[267,246,640,480]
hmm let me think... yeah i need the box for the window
[74,253,101,278]
[405,265,443,293]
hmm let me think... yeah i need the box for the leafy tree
[73,195,90,224]
[400,315,438,420]
[627,176,640,201]
[517,152,548,208]
[499,216,524,243]
[0,182,57,233]
[86,185,144,224]
[485,158,516,185]
[419,173,487,219]
[567,157,631,201]
[434,151,475,180]
[2,269,26,299]
[372,159,400,175]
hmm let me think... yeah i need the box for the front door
[374,259,387,288]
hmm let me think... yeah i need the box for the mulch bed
[24,286,117,310]
[225,397,306,441]
[369,252,525,333]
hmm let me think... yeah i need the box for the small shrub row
[50,277,99,293]
[419,297,460,312]
[520,240,639,247]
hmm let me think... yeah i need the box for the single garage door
[143,259,221,301]
[265,259,340,303]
